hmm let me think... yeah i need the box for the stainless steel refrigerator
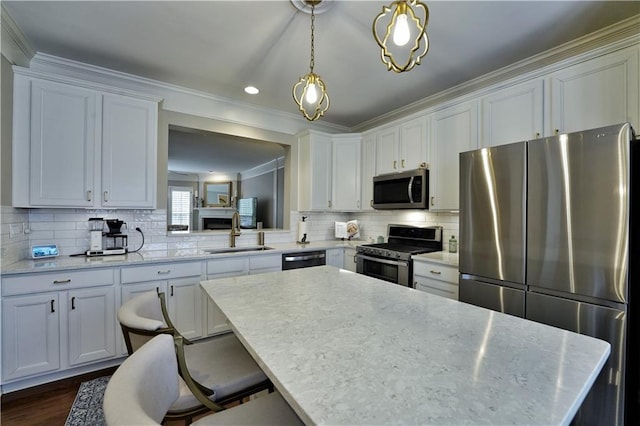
[458,123,637,425]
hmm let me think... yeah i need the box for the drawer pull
[104,191,109,202]
[71,297,76,310]
[87,190,92,202]
[51,299,55,313]
[53,279,71,284]
[157,270,171,275]
[170,285,174,297]
[429,270,442,275]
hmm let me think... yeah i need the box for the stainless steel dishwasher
[281,250,326,270]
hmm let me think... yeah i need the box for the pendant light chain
[309,3,315,73]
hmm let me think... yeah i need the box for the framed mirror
[204,182,232,207]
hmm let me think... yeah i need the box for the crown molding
[353,14,640,132]
[0,3,35,66]
[27,52,348,136]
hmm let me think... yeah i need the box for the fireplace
[202,217,232,230]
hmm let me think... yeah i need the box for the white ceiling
[4,1,639,172]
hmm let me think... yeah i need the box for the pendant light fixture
[372,0,429,73]
[292,0,330,121]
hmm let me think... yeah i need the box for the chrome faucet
[230,210,241,247]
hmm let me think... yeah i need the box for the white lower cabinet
[1,269,116,383]
[67,286,116,366]
[413,260,459,300]
[326,248,344,268]
[121,261,204,341]
[205,257,249,336]
[343,247,357,272]
[2,293,60,380]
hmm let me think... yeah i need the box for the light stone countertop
[412,251,459,267]
[0,240,365,275]
[201,266,610,425]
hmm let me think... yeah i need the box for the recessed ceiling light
[244,86,259,95]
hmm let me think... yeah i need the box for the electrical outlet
[9,223,22,239]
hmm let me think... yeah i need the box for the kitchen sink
[203,246,274,254]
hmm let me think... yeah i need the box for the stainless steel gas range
[356,224,443,287]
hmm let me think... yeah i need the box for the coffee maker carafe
[88,218,104,252]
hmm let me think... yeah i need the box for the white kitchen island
[200,266,610,425]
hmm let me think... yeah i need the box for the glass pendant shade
[373,0,430,73]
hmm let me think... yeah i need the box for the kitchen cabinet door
[399,116,429,170]
[205,257,249,336]
[27,78,99,207]
[332,135,361,211]
[481,79,544,147]
[67,286,116,366]
[101,94,157,208]
[429,100,479,210]
[360,134,376,211]
[298,131,333,211]
[343,247,357,272]
[375,126,400,175]
[413,260,459,300]
[2,293,60,380]
[326,248,344,269]
[549,45,639,135]
[166,277,203,340]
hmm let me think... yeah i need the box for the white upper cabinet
[481,80,544,147]
[360,133,376,211]
[27,79,100,207]
[12,70,159,209]
[298,131,333,211]
[101,94,157,208]
[298,131,361,212]
[400,116,429,170]
[429,100,479,211]
[375,127,400,175]
[375,116,428,175]
[549,46,639,135]
[332,135,362,211]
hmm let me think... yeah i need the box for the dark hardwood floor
[1,367,118,425]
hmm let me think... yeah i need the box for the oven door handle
[356,254,408,267]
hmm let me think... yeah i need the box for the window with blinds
[169,187,193,228]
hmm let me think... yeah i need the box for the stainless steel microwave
[372,168,429,209]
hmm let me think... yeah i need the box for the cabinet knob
[535,132,540,138]
[555,129,560,135]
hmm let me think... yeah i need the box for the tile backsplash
[0,205,459,267]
